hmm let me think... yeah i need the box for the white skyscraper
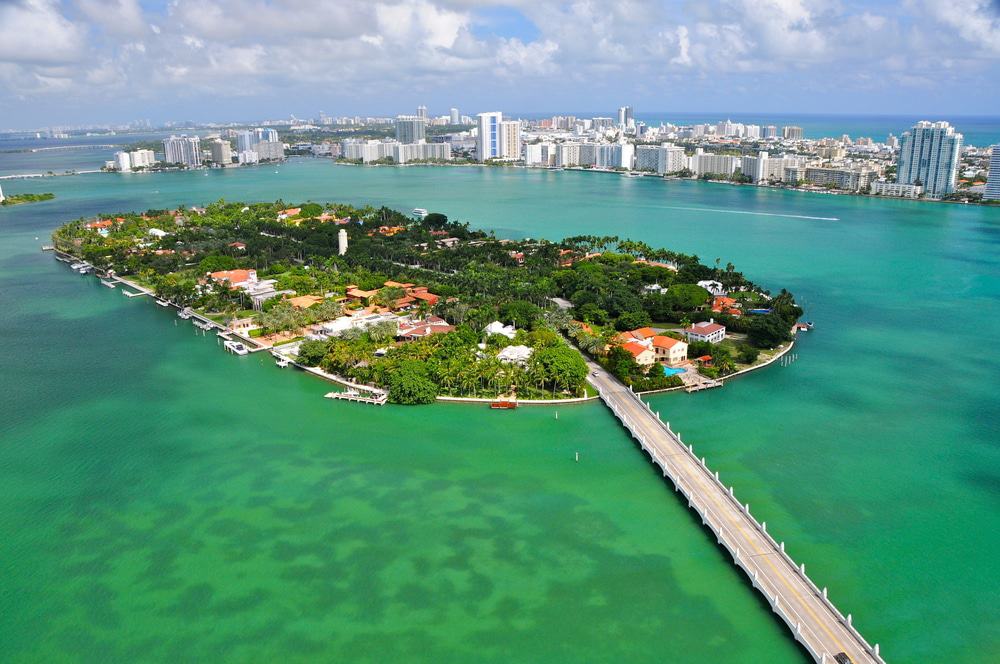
[617,105,634,129]
[162,135,202,168]
[416,105,428,120]
[129,149,155,168]
[449,107,460,124]
[338,228,349,256]
[114,151,132,172]
[897,121,963,197]
[253,128,279,144]
[476,112,503,161]
[985,145,1000,201]
[0,182,5,202]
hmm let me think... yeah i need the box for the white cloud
[0,0,85,64]
[0,0,997,124]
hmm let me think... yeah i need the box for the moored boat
[223,340,249,355]
[100,279,116,288]
[490,400,517,410]
[155,299,170,307]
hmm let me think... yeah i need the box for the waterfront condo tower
[896,121,963,198]
[985,145,1000,201]
[476,112,503,161]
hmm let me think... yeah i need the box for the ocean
[1,159,997,662]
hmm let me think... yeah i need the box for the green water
[1,161,998,662]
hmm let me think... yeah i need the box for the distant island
[52,201,802,404]
[2,192,54,206]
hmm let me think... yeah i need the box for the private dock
[324,390,388,406]
[586,359,883,664]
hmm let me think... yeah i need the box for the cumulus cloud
[0,0,997,124]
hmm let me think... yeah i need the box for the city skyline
[1,0,999,129]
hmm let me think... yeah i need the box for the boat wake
[660,206,839,221]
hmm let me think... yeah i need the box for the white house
[683,320,726,344]
[697,280,726,297]
[484,320,516,339]
[148,228,168,238]
[497,345,533,365]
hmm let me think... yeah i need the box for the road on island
[585,359,883,664]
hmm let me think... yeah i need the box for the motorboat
[223,340,249,355]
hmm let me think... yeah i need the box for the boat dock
[324,390,388,406]
[586,359,883,664]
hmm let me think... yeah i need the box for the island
[1,192,55,206]
[52,200,803,404]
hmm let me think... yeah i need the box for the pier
[324,390,388,406]
[586,359,883,664]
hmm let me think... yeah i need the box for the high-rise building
[395,116,426,144]
[416,105,428,120]
[500,120,521,160]
[476,112,502,161]
[763,125,778,139]
[0,182,4,202]
[782,126,804,141]
[114,151,132,172]
[449,107,460,125]
[635,143,686,174]
[617,105,634,129]
[985,145,1000,201]
[129,149,155,168]
[740,151,769,183]
[254,128,279,144]
[162,135,202,168]
[896,121,963,197]
[208,138,233,165]
[237,130,255,153]
[255,141,285,161]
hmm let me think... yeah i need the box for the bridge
[586,360,884,664]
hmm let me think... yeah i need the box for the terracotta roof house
[208,269,257,289]
[651,335,688,365]
[623,341,657,366]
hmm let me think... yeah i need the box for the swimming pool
[663,366,686,376]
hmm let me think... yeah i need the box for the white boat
[193,320,214,330]
[275,357,291,368]
[78,267,91,274]
[177,308,193,320]
[412,208,428,219]
[100,279,116,288]
[223,340,249,355]
[155,299,170,307]
[69,262,84,270]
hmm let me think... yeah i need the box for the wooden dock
[586,359,883,664]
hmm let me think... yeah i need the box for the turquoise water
[663,367,686,377]
[1,159,999,662]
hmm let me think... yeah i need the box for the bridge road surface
[585,361,883,664]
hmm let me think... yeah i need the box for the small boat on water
[412,208,428,219]
[100,279,116,288]
[77,267,92,274]
[490,400,518,410]
[177,308,193,319]
[155,299,170,307]
[223,340,249,355]
[275,357,291,368]
[193,320,214,330]
[69,262,84,270]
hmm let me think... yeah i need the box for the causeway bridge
[586,360,884,664]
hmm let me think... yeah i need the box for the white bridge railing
[595,383,885,664]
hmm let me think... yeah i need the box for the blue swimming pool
[663,366,686,376]
[749,308,772,314]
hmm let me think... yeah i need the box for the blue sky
[0,0,998,129]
